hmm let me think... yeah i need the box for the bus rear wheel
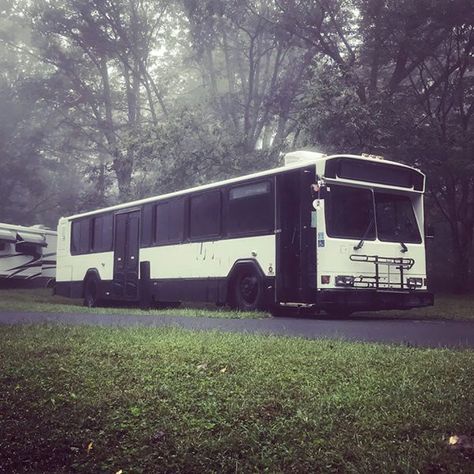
[231,269,265,312]
[83,276,100,308]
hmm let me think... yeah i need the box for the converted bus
[56,151,433,314]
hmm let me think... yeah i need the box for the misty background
[0,0,472,291]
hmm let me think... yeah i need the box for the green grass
[0,288,473,320]
[358,293,474,321]
[0,288,268,319]
[0,325,472,473]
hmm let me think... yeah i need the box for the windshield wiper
[400,241,408,253]
[353,218,374,251]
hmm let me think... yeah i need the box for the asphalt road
[1,310,473,348]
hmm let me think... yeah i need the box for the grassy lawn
[363,293,474,321]
[1,287,474,321]
[0,325,472,473]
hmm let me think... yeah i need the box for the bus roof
[63,153,423,221]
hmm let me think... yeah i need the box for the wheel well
[83,269,101,297]
[226,259,265,304]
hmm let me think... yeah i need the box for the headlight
[335,275,354,287]
[407,277,423,288]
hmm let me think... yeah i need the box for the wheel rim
[239,275,258,305]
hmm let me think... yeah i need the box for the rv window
[227,181,273,235]
[16,242,41,257]
[92,214,113,252]
[71,219,91,254]
[190,191,221,239]
[155,198,185,244]
[0,242,6,252]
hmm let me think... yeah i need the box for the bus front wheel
[231,269,265,312]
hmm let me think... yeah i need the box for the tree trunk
[450,222,473,293]
[114,158,133,201]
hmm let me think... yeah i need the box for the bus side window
[91,214,113,253]
[226,181,273,236]
[141,204,154,247]
[71,219,91,254]
[156,198,185,245]
[189,191,221,239]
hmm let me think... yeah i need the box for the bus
[55,151,434,314]
[0,223,57,288]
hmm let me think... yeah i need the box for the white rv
[56,151,433,314]
[0,223,57,288]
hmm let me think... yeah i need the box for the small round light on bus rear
[321,275,330,285]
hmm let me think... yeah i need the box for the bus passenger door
[276,167,316,303]
[113,210,140,299]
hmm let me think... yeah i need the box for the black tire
[231,268,265,311]
[83,276,100,308]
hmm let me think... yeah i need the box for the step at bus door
[113,210,140,299]
[276,167,316,303]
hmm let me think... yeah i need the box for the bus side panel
[140,234,276,304]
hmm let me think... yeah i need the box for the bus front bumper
[317,289,434,312]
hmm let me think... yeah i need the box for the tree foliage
[0,0,473,289]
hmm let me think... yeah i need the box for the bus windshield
[375,192,421,243]
[325,186,375,240]
[325,185,421,243]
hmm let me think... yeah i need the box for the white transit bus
[56,151,433,314]
[0,223,57,288]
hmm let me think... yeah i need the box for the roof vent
[284,151,326,166]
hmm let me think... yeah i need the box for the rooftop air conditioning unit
[284,151,326,166]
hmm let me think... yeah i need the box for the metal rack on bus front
[349,254,415,290]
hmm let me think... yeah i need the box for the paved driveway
[1,310,473,348]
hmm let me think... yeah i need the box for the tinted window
[229,182,270,200]
[190,191,220,239]
[141,203,154,246]
[325,185,375,240]
[375,193,421,243]
[155,198,185,244]
[227,181,273,235]
[71,219,91,254]
[325,158,424,190]
[16,242,41,257]
[91,214,113,252]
